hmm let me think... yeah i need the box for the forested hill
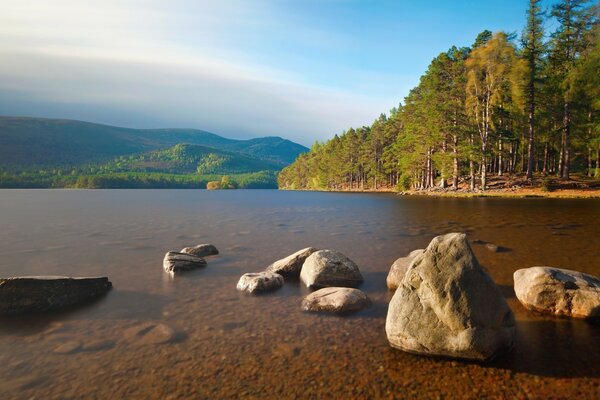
[279,1,599,192]
[0,116,308,169]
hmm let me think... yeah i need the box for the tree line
[278,0,599,191]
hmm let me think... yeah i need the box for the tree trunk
[561,101,571,179]
[498,138,503,176]
[588,147,593,177]
[543,142,548,174]
[452,134,459,190]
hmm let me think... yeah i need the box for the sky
[0,0,553,145]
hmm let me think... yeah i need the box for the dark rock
[0,276,112,315]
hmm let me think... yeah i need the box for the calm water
[0,190,599,399]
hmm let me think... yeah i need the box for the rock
[236,272,284,294]
[82,339,115,352]
[302,287,370,314]
[300,250,363,289]
[385,233,515,361]
[485,243,499,252]
[386,249,425,290]
[122,322,179,345]
[180,244,219,257]
[265,247,318,278]
[53,340,82,354]
[163,252,207,274]
[0,276,112,315]
[513,267,600,320]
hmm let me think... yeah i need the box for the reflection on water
[0,190,599,398]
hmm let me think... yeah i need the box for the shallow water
[0,189,599,399]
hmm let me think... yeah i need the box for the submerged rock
[300,250,363,289]
[163,252,207,274]
[237,272,284,294]
[180,244,219,257]
[0,276,112,315]
[386,249,425,290]
[386,233,515,361]
[265,247,318,278]
[53,341,82,354]
[122,322,179,345]
[514,267,600,321]
[302,287,370,314]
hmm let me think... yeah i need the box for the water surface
[0,190,599,399]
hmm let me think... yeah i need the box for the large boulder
[386,249,425,290]
[514,267,600,321]
[302,287,370,314]
[237,272,284,294]
[163,252,207,274]
[180,244,219,257]
[0,276,112,315]
[386,233,515,361]
[300,250,363,289]
[265,247,318,278]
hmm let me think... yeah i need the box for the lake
[0,189,599,398]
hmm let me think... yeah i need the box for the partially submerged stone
[180,244,219,257]
[386,249,424,290]
[514,267,600,321]
[0,276,112,315]
[302,287,370,314]
[265,247,318,278]
[386,233,515,361]
[237,272,284,294]
[163,252,207,274]
[300,250,363,289]
[122,322,179,345]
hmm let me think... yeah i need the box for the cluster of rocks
[163,244,219,275]
[384,232,600,362]
[237,247,370,314]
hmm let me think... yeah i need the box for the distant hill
[104,143,281,175]
[0,116,308,169]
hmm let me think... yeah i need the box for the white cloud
[0,0,400,144]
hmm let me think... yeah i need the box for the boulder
[0,276,112,315]
[302,287,370,314]
[180,244,219,257]
[265,247,318,278]
[237,272,284,294]
[386,249,425,290]
[163,252,207,274]
[385,233,515,361]
[300,250,363,289]
[514,267,600,321]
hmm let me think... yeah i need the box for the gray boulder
[163,252,207,274]
[300,250,363,289]
[514,267,600,321]
[386,249,425,290]
[386,233,515,361]
[302,287,370,314]
[237,272,284,294]
[180,244,219,257]
[0,276,112,315]
[265,247,318,278]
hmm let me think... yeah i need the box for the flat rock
[180,244,219,257]
[300,250,363,289]
[236,272,284,294]
[82,339,115,352]
[0,276,112,315]
[514,267,600,320]
[53,340,82,354]
[122,322,179,345]
[163,252,207,274]
[485,243,499,252]
[386,249,425,290]
[302,287,370,314]
[265,247,318,278]
[386,233,515,361]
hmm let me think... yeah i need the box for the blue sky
[0,0,556,145]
